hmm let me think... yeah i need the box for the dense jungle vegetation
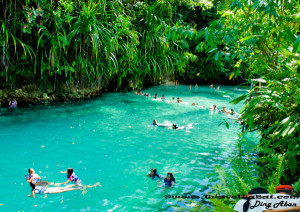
[1,0,225,91]
[1,0,299,211]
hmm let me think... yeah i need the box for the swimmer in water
[146,168,162,180]
[154,93,158,99]
[161,94,166,101]
[58,168,82,186]
[195,84,198,88]
[230,108,236,114]
[26,168,41,185]
[177,97,183,103]
[157,173,175,190]
[209,84,213,88]
[192,103,198,106]
[210,105,219,112]
[220,106,229,113]
[153,120,157,125]
[153,120,171,127]
[172,97,176,102]
[58,168,101,189]
[171,124,178,129]
[29,183,82,198]
[189,85,191,89]
[138,90,143,95]
[217,86,220,90]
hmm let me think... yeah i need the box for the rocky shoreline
[0,85,103,107]
[0,80,172,107]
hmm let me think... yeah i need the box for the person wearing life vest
[58,168,82,186]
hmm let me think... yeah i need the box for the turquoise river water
[0,85,258,211]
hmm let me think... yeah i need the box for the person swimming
[172,124,178,129]
[221,106,231,113]
[29,183,81,198]
[157,173,175,190]
[58,168,101,189]
[154,93,158,99]
[161,94,166,101]
[146,168,162,180]
[177,97,183,103]
[209,84,213,88]
[210,105,219,112]
[58,168,82,186]
[195,84,198,88]
[153,120,171,127]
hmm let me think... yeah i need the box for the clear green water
[0,85,257,211]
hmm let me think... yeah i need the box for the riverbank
[0,78,174,107]
[0,85,103,107]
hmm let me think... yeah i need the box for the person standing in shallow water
[9,98,17,108]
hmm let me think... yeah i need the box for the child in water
[146,168,162,180]
[58,168,83,187]
[25,168,41,185]
[157,173,175,190]
[58,168,101,189]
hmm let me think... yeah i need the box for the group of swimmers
[146,168,175,190]
[25,168,100,198]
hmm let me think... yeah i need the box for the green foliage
[197,0,300,186]
[292,179,300,196]
[1,0,201,90]
[210,199,236,212]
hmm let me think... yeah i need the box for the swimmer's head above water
[28,168,35,175]
[172,124,178,129]
[153,120,157,125]
[150,168,157,179]
[166,173,174,180]
[67,168,74,176]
